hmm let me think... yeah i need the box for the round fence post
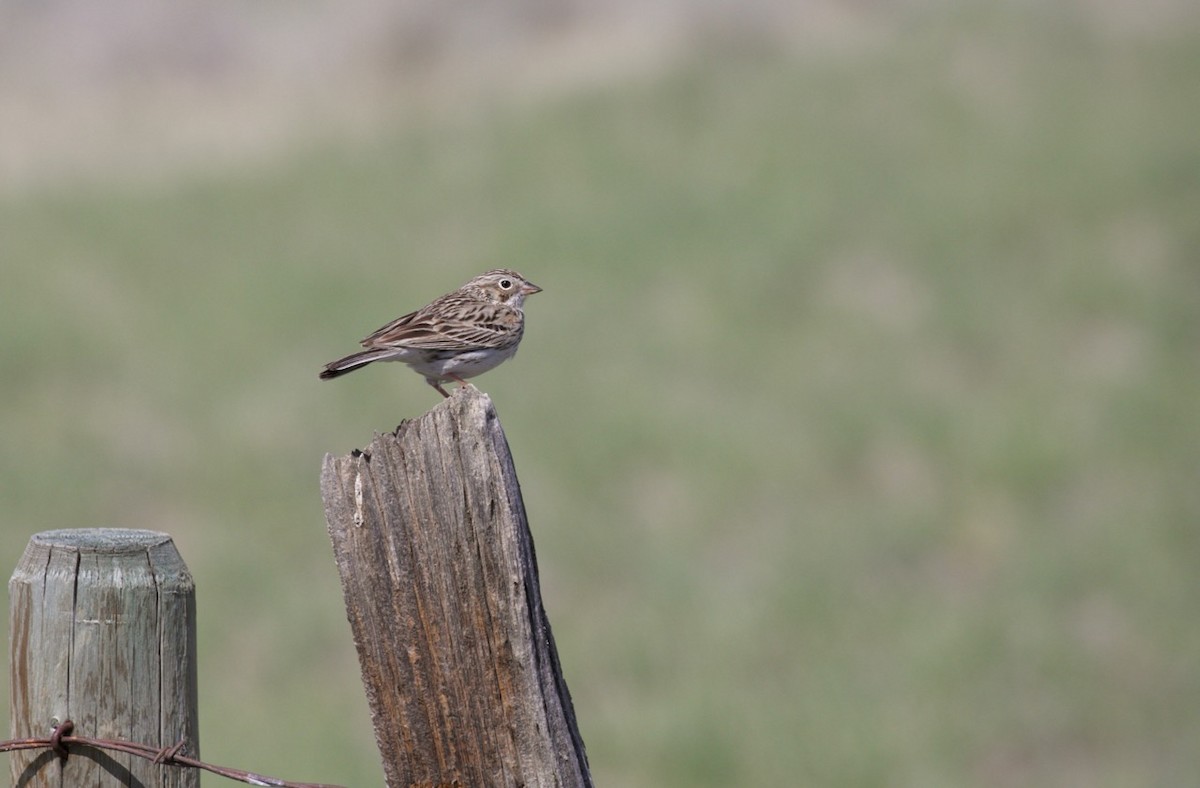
[8,528,200,787]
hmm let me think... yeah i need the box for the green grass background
[3,5,1199,786]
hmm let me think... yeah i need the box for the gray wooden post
[8,528,199,787]
[321,388,591,788]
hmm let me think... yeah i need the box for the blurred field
[3,2,1199,786]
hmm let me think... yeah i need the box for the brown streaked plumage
[319,269,541,397]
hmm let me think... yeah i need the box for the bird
[319,269,541,397]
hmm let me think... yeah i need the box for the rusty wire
[0,719,346,788]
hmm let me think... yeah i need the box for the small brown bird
[319,269,541,397]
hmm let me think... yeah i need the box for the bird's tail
[319,349,397,380]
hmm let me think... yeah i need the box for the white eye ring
[499,278,514,289]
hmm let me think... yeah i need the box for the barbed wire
[0,719,346,788]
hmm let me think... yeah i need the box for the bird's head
[467,269,542,308]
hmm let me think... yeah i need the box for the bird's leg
[427,378,451,398]
[447,373,471,392]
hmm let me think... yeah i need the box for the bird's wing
[360,308,421,345]
[362,298,521,351]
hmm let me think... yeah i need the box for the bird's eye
[499,279,513,289]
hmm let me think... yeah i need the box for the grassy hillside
[2,6,1198,786]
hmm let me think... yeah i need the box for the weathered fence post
[8,528,199,787]
[321,387,591,788]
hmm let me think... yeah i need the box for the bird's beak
[522,281,543,295]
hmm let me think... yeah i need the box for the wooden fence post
[8,528,199,787]
[321,388,591,788]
